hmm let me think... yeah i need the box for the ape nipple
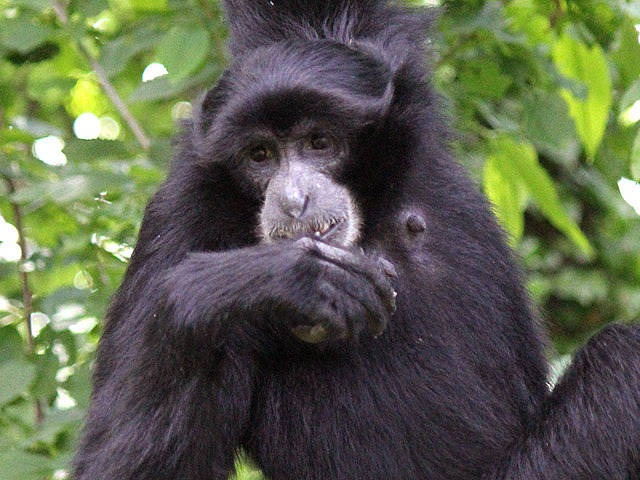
[406,214,426,234]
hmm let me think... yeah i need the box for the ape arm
[75,199,396,479]
[485,324,640,480]
[158,238,397,348]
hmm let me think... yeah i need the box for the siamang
[73,1,640,479]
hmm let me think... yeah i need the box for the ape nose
[280,188,309,218]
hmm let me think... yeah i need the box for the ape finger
[310,241,397,314]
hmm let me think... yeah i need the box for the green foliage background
[1,0,640,478]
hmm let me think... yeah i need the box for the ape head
[195,40,398,247]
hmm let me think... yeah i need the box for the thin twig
[48,0,151,151]
[549,0,565,28]
[1,173,44,424]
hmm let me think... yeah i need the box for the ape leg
[485,324,640,480]
[73,348,255,480]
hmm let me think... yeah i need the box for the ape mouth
[270,217,345,241]
[312,218,342,238]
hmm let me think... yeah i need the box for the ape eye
[309,135,332,151]
[249,146,272,163]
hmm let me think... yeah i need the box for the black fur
[73,1,640,479]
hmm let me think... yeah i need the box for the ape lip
[272,217,344,240]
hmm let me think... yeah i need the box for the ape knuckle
[318,280,333,292]
[367,316,387,337]
[295,236,317,251]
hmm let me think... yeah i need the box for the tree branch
[1,173,44,424]
[550,0,566,28]
[48,0,151,151]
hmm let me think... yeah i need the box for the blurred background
[0,0,639,478]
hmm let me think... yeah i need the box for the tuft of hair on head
[222,0,435,69]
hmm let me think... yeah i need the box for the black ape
[73,1,640,479]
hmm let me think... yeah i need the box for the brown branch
[48,0,151,151]
[550,0,565,28]
[1,173,44,424]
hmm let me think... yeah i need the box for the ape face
[254,127,362,247]
[199,40,394,247]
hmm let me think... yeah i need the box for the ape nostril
[281,192,309,218]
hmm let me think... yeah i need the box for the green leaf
[11,176,93,204]
[100,29,163,78]
[10,117,62,137]
[483,155,525,242]
[0,127,36,144]
[0,19,55,54]
[29,408,84,444]
[128,64,219,102]
[553,268,608,306]
[489,137,593,256]
[552,32,612,160]
[132,0,167,10]
[0,450,55,480]
[31,351,59,400]
[10,173,129,206]
[611,23,640,87]
[232,453,266,480]
[450,1,508,37]
[620,78,640,113]
[63,362,92,409]
[71,0,108,17]
[631,129,640,181]
[521,90,579,165]
[32,264,87,297]
[459,62,512,99]
[0,326,24,364]
[64,139,132,161]
[9,0,48,10]
[156,25,210,84]
[0,360,36,405]
[506,0,552,46]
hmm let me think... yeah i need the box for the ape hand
[289,238,398,344]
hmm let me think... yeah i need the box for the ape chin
[72,1,640,479]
